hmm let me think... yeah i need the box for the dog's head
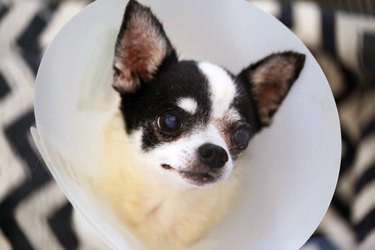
[112,0,305,187]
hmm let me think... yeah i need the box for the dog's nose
[198,143,228,169]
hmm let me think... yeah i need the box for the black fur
[232,77,262,133]
[119,61,211,150]
[114,1,305,153]
[119,60,262,152]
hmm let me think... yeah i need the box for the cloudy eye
[231,125,250,150]
[157,112,183,134]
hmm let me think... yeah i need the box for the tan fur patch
[251,55,297,125]
[120,17,167,81]
[114,10,170,92]
[212,109,242,145]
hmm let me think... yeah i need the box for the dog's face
[117,60,258,187]
[112,1,305,187]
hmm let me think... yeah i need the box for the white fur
[93,112,240,250]
[142,124,233,188]
[127,123,232,188]
[124,63,242,188]
[227,108,242,122]
[92,62,243,250]
[177,97,198,114]
[198,62,237,118]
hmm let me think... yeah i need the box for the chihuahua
[95,0,306,249]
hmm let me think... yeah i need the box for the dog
[93,0,306,249]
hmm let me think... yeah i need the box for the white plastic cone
[32,0,341,249]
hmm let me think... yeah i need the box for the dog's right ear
[113,0,177,94]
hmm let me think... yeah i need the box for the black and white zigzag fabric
[0,2,90,249]
[0,0,374,249]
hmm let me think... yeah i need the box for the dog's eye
[157,112,182,133]
[231,126,250,150]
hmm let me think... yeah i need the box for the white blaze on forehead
[198,62,237,118]
[177,97,198,114]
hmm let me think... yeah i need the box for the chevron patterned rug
[0,1,374,249]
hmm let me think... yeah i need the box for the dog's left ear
[238,51,305,127]
[113,0,177,94]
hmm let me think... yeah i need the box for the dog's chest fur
[96,110,240,250]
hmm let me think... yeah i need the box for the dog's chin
[161,164,229,188]
[179,170,223,187]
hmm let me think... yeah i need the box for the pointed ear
[113,0,177,94]
[238,51,305,127]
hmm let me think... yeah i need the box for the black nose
[198,143,228,169]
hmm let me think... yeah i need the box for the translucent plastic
[32,0,341,249]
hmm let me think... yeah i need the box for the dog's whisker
[227,144,248,151]
[230,152,244,158]
[231,169,246,183]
